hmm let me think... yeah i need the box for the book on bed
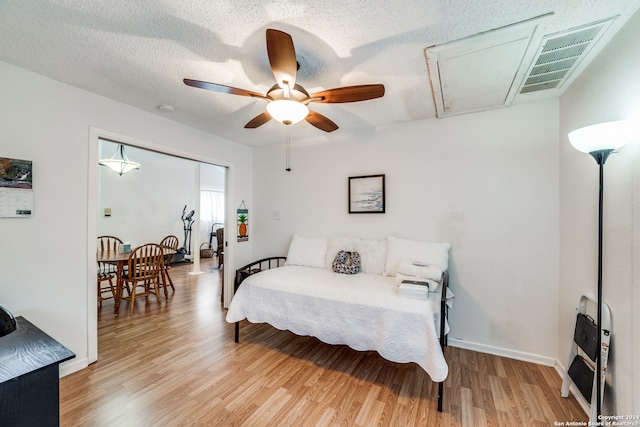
[401,279,430,286]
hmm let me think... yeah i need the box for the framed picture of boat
[349,174,385,214]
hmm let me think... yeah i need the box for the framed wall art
[237,200,249,242]
[348,174,385,214]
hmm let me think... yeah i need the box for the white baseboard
[59,357,88,378]
[448,338,558,367]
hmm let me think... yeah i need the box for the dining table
[97,248,176,315]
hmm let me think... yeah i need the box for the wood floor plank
[60,259,588,426]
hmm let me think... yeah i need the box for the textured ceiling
[1,0,639,147]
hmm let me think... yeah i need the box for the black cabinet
[0,316,75,427]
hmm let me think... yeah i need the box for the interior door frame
[87,126,234,364]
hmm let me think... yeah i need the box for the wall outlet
[104,208,111,217]
[272,210,280,220]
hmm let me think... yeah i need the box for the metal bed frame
[232,256,450,412]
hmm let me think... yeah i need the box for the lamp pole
[568,119,634,420]
[589,148,612,419]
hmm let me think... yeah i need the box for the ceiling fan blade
[310,84,385,103]
[244,111,272,129]
[305,110,338,132]
[266,29,297,89]
[183,79,265,98]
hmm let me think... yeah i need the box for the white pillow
[285,234,327,269]
[356,238,387,275]
[325,235,360,269]
[384,236,450,276]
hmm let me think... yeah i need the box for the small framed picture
[349,174,385,214]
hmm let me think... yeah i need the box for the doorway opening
[89,128,234,364]
[97,138,226,263]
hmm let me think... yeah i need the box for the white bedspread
[225,265,452,382]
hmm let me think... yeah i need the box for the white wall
[252,99,561,364]
[559,9,640,415]
[0,60,253,375]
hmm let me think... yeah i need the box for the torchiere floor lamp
[568,120,635,418]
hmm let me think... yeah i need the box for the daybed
[225,234,453,411]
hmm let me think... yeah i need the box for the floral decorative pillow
[332,250,361,274]
[324,235,360,269]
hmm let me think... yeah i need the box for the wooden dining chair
[97,235,122,305]
[216,228,225,303]
[119,243,163,315]
[159,235,179,298]
[216,228,224,268]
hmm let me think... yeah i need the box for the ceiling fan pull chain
[285,126,291,172]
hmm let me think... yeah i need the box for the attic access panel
[425,15,550,118]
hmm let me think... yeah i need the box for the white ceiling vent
[425,14,550,118]
[519,18,617,94]
[425,15,621,118]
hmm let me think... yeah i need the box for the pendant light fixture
[99,144,141,176]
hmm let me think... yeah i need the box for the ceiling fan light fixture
[266,99,309,125]
[99,144,141,176]
[184,29,384,132]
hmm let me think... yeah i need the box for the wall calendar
[0,157,33,218]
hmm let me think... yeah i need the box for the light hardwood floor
[60,259,587,426]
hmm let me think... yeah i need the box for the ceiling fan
[184,29,385,133]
